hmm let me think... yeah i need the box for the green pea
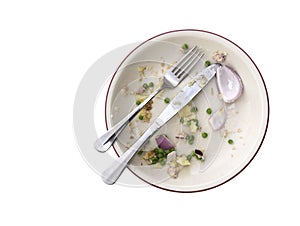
[169,147,175,152]
[136,100,141,105]
[159,158,166,166]
[138,115,144,120]
[150,157,158,164]
[157,153,163,158]
[158,148,164,154]
[164,97,170,104]
[165,150,171,155]
[149,82,154,87]
[228,139,234,144]
[204,60,211,67]
[206,108,212,115]
[153,148,159,154]
[143,83,148,89]
[202,132,208,138]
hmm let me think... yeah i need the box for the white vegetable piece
[176,155,191,166]
[209,107,227,131]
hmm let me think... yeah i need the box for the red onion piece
[195,149,203,156]
[216,65,243,103]
[155,135,174,150]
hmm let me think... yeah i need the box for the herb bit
[182,43,189,50]
[180,117,184,124]
[137,150,143,156]
[164,97,170,104]
[191,106,198,112]
[138,115,144,120]
[186,134,195,145]
[186,154,192,161]
[136,100,141,105]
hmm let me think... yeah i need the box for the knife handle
[101,122,159,185]
[94,88,160,152]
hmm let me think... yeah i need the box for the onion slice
[195,149,203,156]
[155,134,174,150]
[209,107,227,131]
[216,65,243,103]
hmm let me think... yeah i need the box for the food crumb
[237,128,242,133]
[213,50,227,63]
[211,87,214,96]
[138,66,146,74]
[218,93,223,101]
[148,66,153,72]
[223,129,228,138]
[138,100,153,123]
[121,85,128,95]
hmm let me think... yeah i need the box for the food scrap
[178,105,200,133]
[213,50,227,63]
[137,100,153,122]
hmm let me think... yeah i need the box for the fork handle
[94,88,161,152]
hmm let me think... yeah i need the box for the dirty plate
[103,30,269,192]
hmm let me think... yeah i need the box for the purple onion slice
[155,134,174,150]
[216,65,243,103]
[195,149,203,156]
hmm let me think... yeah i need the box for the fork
[94,46,204,152]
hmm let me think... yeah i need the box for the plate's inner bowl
[104,31,268,191]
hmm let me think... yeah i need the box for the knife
[102,63,222,185]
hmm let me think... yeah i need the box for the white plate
[105,30,269,192]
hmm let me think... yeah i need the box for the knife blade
[102,63,222,184]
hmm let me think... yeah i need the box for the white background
[1,1,299,225]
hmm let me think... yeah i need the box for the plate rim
[104,29,270,193]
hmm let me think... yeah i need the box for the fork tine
[176,50,204,79]
[172,46,197,74]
